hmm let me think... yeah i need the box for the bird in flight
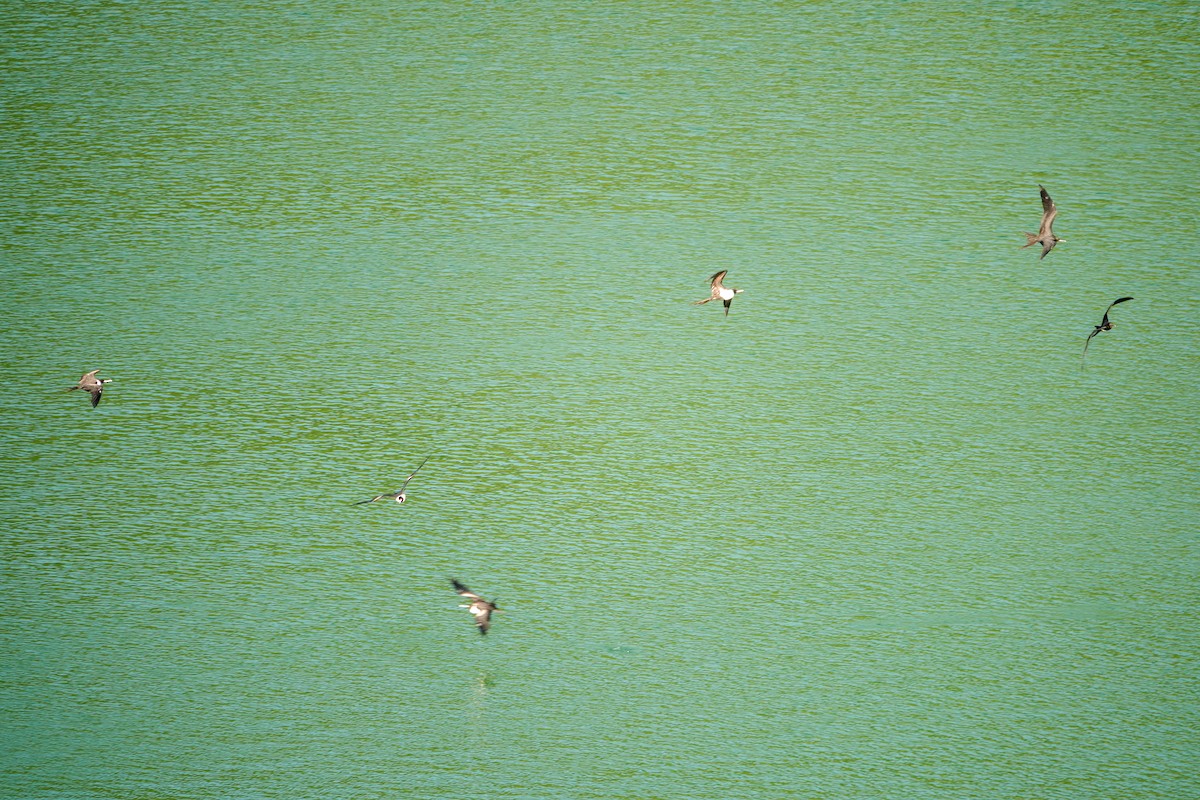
[353,456,430,505]
[64,369,112,408]
[1082,297,1134,365]
[693,270,744,317]
[451,579,499,635]
[1022,185,1064,259]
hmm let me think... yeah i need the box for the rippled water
[3,2,1199,798]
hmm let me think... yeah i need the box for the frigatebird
[64,369,112,408]
[451,579,499,635]
[1083,297,1134,365]
[1022,185,1064,259]
[693,270,744,317]
[353,456,430,505]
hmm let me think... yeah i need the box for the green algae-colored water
[2,2,1198,798]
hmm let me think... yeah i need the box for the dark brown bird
[692,270,744,317]
[64,369,111,408]
[1082,297,1134,365]
[1022,185,1064,259]
[451,579,499,635]
[353,457,430,505]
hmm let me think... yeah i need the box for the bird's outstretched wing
[398,456,430,492]
[64,370,100,393]
[353,457,429,505]
[1038,185,1057,237]
[709,270,728,290]
[1082,327,1101,362]
[451,579,484,602]
[1101,296,1134,326]
[88,387,103,407]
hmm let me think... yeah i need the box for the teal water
[2,2,1198,798]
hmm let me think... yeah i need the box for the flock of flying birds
[353,457,501,633]
[1023,184,1133,366]
[349,456,499,633]
[691,185,1135,370]
[61,186,1133,635]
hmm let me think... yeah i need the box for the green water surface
[2,2,1198,798]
